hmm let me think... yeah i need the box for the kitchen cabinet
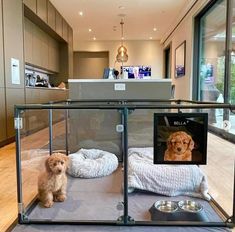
[62,19,68,42]
[24,17,33,64]
[48,1,56,31]
[41,30,49,69]
[23,0,36,13]
[48,36,59,72]
[25,88,68,132]
[5,88,25,139]
[37,0,48,23]
[32,24,42,67]
[0,88,7,143]
[55,11,63,37]
[0,0,4,88]
[24,17,60,72]
[68,26,73,46]
[3,0,24,89]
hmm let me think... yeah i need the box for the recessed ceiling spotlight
[93,37,96,40]
[88,28,92,32]
[79,11,83,16]
[119,6,125,10]
[153,27,157,31]
[121,37,124,40]
[149,37,153,40]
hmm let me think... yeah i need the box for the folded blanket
[128,147,210,200]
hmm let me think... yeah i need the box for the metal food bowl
[178,200,203,213]
[154,200,178,213]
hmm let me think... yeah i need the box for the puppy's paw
[54,194,66,202]
[44,201,53,208]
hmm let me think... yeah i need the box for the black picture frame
[175,41,186,78]
[153,113,208,165]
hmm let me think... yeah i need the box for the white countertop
[68,78,171,83]
[26,86,68,91]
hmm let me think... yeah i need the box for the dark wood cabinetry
[5,88,25,139]
[62,19,68,42]
[0,0,4,88]
[55,11,63,37]
[37,0,48,22]
[23,0,36,13]
[0,88,7,144]
[48,1,56,30]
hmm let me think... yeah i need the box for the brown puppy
[38,153,69,208]
[164,131,194,161]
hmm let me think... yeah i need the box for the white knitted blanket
[128,147,211,200]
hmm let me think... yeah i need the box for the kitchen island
[68,79,172,156]
[68,79,172,100]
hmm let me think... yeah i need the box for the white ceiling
[50,0,196,41]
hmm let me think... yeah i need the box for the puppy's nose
[177,147,181,152]
[58,169,62,173]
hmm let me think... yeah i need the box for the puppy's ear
[167,135,173,149]
[45,156,51,173]
[188,138,195,151]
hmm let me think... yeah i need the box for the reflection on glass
[199,0,226,126]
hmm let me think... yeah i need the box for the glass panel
[19,108,123,222]
[230,0,235,134]
[199,0,226,125]
[128,108,234,223]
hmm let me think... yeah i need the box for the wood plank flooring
[0,127,234,231]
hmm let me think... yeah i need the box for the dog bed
[67,148,118,178]
[128,147,211,200]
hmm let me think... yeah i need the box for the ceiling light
[79,11,83,16]
[149,37,153,40]
[93,37,96,40]
[116,18,128,63]
[153,28,157,31]
[88,28,92,32]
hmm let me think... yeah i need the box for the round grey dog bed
[67,149,119,178]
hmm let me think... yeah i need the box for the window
[194,0,235,136]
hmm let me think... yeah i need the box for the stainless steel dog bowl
[178,200,203,213]
[154,200,178,213]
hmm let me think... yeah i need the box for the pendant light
[116,19,128,63]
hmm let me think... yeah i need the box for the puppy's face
[167,131,194,155]
[45,153,69,175]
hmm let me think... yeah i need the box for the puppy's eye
[53,163,57,166]
[61,161,64,165]
[183,141,188,144]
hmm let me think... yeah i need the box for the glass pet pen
[15,99,235,228]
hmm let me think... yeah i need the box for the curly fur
[38,153,69,208]
[164,131,194,161]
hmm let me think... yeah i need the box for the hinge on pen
[14,117,23,129]
[18,203,25,214]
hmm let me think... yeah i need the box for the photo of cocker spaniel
[38,153,69,208]
[164,131,195,161]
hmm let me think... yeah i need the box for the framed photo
[175,41,186,78]
[153,113,208,165]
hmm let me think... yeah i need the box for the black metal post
[233,159,235,225]
[123,107,129,223]
[15,107,23,222]
[49,109,53,155]
[65,102,69,156]
[224,0,233,121]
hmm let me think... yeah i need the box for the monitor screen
[121,66,151,79]
[154,113,208,165]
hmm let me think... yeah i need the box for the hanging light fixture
[116,19,128,63]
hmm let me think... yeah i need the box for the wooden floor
[0,127,234,231]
